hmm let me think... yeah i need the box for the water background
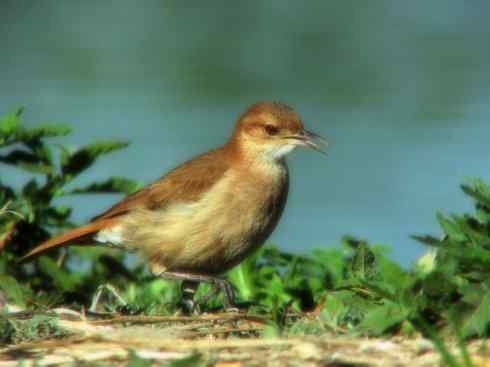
[1,1,490,266]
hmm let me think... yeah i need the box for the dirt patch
[1,311,489,366]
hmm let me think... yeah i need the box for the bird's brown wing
[92,147,230,221]
[20,147,231,261]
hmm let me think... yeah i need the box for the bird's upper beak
[286,129,328,154]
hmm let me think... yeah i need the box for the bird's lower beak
[287,129,328,154]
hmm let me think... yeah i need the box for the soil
[1,311,489,366]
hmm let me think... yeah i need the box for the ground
[1,310,490,366]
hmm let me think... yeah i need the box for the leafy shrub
[0,107,142,307]
[413,178,490,338]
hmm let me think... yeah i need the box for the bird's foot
[159,271,237,312]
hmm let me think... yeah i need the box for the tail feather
[20,218,118,261]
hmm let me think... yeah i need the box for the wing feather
[93,147,230,220]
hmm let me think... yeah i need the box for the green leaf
[444,245,490,269]
[62,140,129,180]
[358,302,408,335]
[16,162,54,174]
[0,107,22,139]
[455,216,490,248]
[436,212,467,242]
[342,236,378,281]
[28,141,54,167]
[229,261,256,301]
[166,353,205,367]
[320,293,348,328]
[475,206,490,225]
[125,351,153,367]
[0,150,54,174]
[14,124,72,141]
[38,256,81,292]
[412,234,442,247]
[462,179,490,209]
[359,279,397,302]
[69,177,142,195]
[43,206,72,226]
[311,248,345,289]
[463,291,490,337]
[374,250,410,294]
[57,144,72,167]
[0,275,29,307]
[22,179,39,198]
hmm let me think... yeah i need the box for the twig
[192,325,263,336]
[88,313,267,326]
[111,336,302,350]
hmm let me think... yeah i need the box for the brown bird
[21,101,326,309]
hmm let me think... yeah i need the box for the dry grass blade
[87,312,267,326]
[0,201,24,220]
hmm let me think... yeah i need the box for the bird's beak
[286,129,328,154]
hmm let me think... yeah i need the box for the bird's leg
[180,280,200,314]
[158,271,236,310]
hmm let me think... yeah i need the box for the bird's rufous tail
[20,218,118,261]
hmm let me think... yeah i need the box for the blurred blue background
[1,1,490,265]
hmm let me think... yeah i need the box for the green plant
[0,107,142,307]
[413,178,490,338]
[0,314,69,344]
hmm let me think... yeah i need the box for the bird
[21,101,326,310]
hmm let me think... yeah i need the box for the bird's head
[230,101,326,161]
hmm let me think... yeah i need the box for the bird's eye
[264,124,279,136]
